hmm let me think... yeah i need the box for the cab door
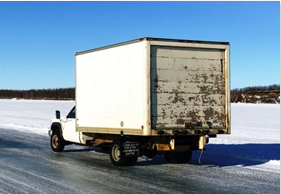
[61,106,81,144]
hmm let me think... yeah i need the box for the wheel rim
[52,135,59,148]
[111,144,120,162]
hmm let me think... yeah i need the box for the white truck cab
[49,106,91,152]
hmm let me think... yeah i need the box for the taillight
[161,137,167,143]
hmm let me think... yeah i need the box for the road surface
[0,128,279,194]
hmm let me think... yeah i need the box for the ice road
[0,100,279,194]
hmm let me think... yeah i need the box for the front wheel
[50,131,65,152]
[164,151,192,164]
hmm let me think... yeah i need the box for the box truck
[49,37,230,166]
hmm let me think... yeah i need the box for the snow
[0,99,74,135]
[0,99,279,173]
[251,160,280,172]
[212,103,280,144]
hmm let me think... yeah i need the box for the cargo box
[75,38,230,136]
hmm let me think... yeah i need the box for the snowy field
[0,99,279,173]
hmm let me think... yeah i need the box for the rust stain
[176,119,185,125]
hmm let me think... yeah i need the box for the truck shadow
[63,147,102,153]
[190,143,280,167]
[136,143,280,167]
[62,143,280,168]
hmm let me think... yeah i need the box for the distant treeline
[231,84,280,93]
[231,84,280,104]
[0,88,75,100]
[0,84,280,103]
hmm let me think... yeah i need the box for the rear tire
[164,151,192,164]
[128,156,138,166]
[50,131,65,152]
[110,139,136,166]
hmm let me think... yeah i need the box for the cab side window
[67,106,75,119]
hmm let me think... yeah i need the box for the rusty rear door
[150,45,230,134]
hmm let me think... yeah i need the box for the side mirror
[56,110,61,119]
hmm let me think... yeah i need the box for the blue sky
[0,1,279,90]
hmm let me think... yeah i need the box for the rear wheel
[50,131,65,152]
[127,156,138,166]
[164,151,192,164]
[110,140,137,166]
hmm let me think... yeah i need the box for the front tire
[164,151,192,164]
[50,131,65,152]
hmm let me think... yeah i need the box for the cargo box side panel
[76,42,146,134]
[151,46,228,131]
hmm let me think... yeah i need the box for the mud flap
[119,136,139,158]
